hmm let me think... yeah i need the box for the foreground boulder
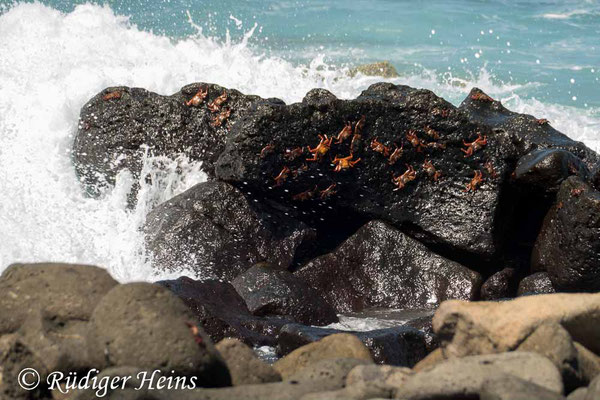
[532,177,600,292]
[296,220,481,312]
[215,339,281,385]
[277,323,429,367]
[232,264,338,325]
[90,282,231,387]
[159,276,292,346]
[145,181,316,281]
[274,333,373,379]
[433,293,600,358]
[394,352,563,399]
[73,83,262,196]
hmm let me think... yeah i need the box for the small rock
[433,293,600,358]
[346,364,412,387]
[289,358,371,389]
[567,387,588,400]
[274,333,373,379]
[215,338,281,385]
[575,342,600,384]
[479,374,566,400]
[232,264,338,326]
[411,348,445,372]
[480,268,518,300]
[394,352,563,399]
[145,181,316,281]
[90,282,231,387]
[517,272,556,296]
[532,177,600,292]
[296,220,482,312]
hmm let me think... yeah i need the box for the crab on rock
[207,90,228,113]
[274,166,291,187]
[332,154,361,172]
[388,144,403,165]
[406,130,425,152]
[211,107,231,127]
[319,183,337,200]
[464,170,484,192]
[370,138,390,157]
[461,134,487,158]
[307,134,333,162]
[186,87,208,107]
[423,160,442,181]
[392,165,417,191]
[335,122,353,144]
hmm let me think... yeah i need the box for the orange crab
[335,122,353,144]
[293,186,317,201]
[207,90,228,112]
[211,107,231,127]
[423,160,442,181]
[424,126,440,140]
[484,160,498,179]
[571,188,584,197]
[274,166,291,186]
[186,322,205,346]
[470,92,494,102]
[406,130,425,152]
[102,91,122,101]
[461,134,487,157]
[464,170,484,192]
[536,118,550,126]
[432,108,450,118]
[320,183,337,200]
[370,138,390,157]
[284,147,305,162]
[388,144,404,165]
[392,165,417,191]
[307,134,333,162]
[354,115,366,136]
[186,87,208,107]
[332,154,361,172]
[260,143,275,158]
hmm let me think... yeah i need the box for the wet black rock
[517,272,556,296]
[214,84,597,261]
[295,220,482,313]
[480,267,518,300]
[532,177,600,292]
[145,181,316,281]
[158,276,292,347]
[514,149,589,194]
[276,323,429,367]
[73,83,263,196]
[231,264,339,326]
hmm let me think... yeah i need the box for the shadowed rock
[145,181,316,281]
[480,267,517,300]
[296,220,482,313]
[517,272,555,296]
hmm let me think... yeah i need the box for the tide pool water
[0,1,598,282]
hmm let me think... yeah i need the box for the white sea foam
[0,2,598,281]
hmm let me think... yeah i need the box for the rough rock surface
[480,267,517,300]
[276,323,429,367]
[346,364,413,387]
[215,338,281,385]
[232,264,338,325]
[159,276,292,346]
[73,83,263,195]
[215,83,597,262]
[145,181,316,281]
[90,282,231,387]
[0,262,118,334]
[394,352,563,399]
[296,220,481,312]
[274,333,373,379]
[532,177,600,292]
[518,272,556,296]
[575,342,600,384]
[433,293,600,357]
[479,374,566,400]
[288,358,371,388]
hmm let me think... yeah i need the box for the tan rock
[412,348,445,372]
[575,342,600,383]
[273,333,373,379]
[349,61,399,78]
[215,338,281,385]
[433,293,600,358]
[346,364,413,388]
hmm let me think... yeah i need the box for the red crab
[306,134,333,162]
[388,144,404,165]
[186,87,208,107]
[210,107,231,127]
[332,154,361,172]
[207,90,228,113]
[274,166,291,186]
[464,170,484,192]
[319,183,337,200]
[284,147,305,162]
[461,134,487,158]
[392,165,417,191]
[406,130,425,152]
[260,144,275,158]
[470,92,494,102]
[423,160,442,181]
[335,122,353,144]
[370,138,390,157]
[293,186,317,201]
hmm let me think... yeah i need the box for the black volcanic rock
[158,277,292,347]
[214,84,597,261]
[480,268,518,300]
[73,83,264,196]
[276,324,429,367]
[517,272,556,296]
[295,220,482,313]
[514,149,589,194]
[144,181,316,281]
[231,264,338,326]
[532,176,600,292]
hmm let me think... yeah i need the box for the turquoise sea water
[22,0,600,108]
[0,0,598,281]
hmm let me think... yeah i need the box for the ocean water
[0,0,599,282]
